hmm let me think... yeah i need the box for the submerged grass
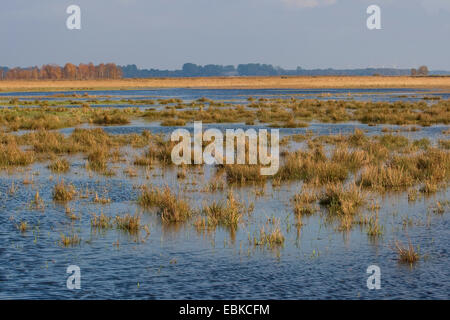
[395,240,420,264]
[138,186,192,223]
[52,180,76,201]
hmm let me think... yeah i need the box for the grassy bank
[1,76,450,92]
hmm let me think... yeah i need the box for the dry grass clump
[251,220,285,249]
[293,188,319,215]
[16,221,29,233]
[366,212,383,237]
[224,164,267,184]
[160,119,186,126]
[138,186,192,223]
[319,182,365,216]
[438,139,450,150]
[419,181,438,194]
[93,192,111,204]
[52,180,76,201]
[358,165,414,191]
[358,148,449,192]
[0,141,34,167]
[114,213,141,233]
[87,147,109,172]
[90,212,112,229]
[145,139,176,165]
[377,134,409,150]
[201,191,245,230]
[93,113,130,125]
[59,233,81,247]
[70,128,112,148]
[48,158,70,173]
[277,149,348,185]
[394,240,420,264]
[270,119,309,128]
[331,146,370,170]
[27,130,74,154]
[133,155,154,166]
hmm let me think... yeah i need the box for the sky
[1,0,450,70]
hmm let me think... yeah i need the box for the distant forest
[1,62,449,80]
[120,63,450,78]
[0,63,122,80]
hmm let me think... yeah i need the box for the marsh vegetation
[1,88,448,299]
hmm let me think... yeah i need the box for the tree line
[0,63,122,80]
[121,63,448,78]
[1,62,446,80]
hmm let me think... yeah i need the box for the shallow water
[1,87,449,104]
[0,88,449,299]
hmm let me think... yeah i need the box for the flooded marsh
[0,88,449,299]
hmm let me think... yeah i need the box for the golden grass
[251,220,285,249]
[138,186,192,223]
[0,141,34,167]
[395,240,420,264]
[224,164,267,185]
[319,182,366,216]
[91,212,112,229]
[48,159,70,173]
[201,191,245,230]
[52,180,76,201]
[59,233,81,247]
[1,76,450,91]
[114,213,141,233]
[293,188,319,216]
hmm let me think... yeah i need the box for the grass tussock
[201,191,246,230]
[251,220,285,249]
[160,119,186,126]
[59,233,81,247]
[293,188,319,216]
[0,141,34,167]
[395,240,420,264]
[224,164,267,185]
[114,213,141,233]
[138,186,192,223]
[52,180,76,201]
[319,182,365,216]
[48,158,70,173]
[91,212,112,229]
[93,113,130,125]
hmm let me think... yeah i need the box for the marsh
[0,87,448,299]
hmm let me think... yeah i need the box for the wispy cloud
[281,0,337,8]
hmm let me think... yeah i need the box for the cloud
[281,0,337,8]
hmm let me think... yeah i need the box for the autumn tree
[2,62,123,80]
[63,63,77,79]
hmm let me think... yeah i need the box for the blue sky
[1,0,450,69]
